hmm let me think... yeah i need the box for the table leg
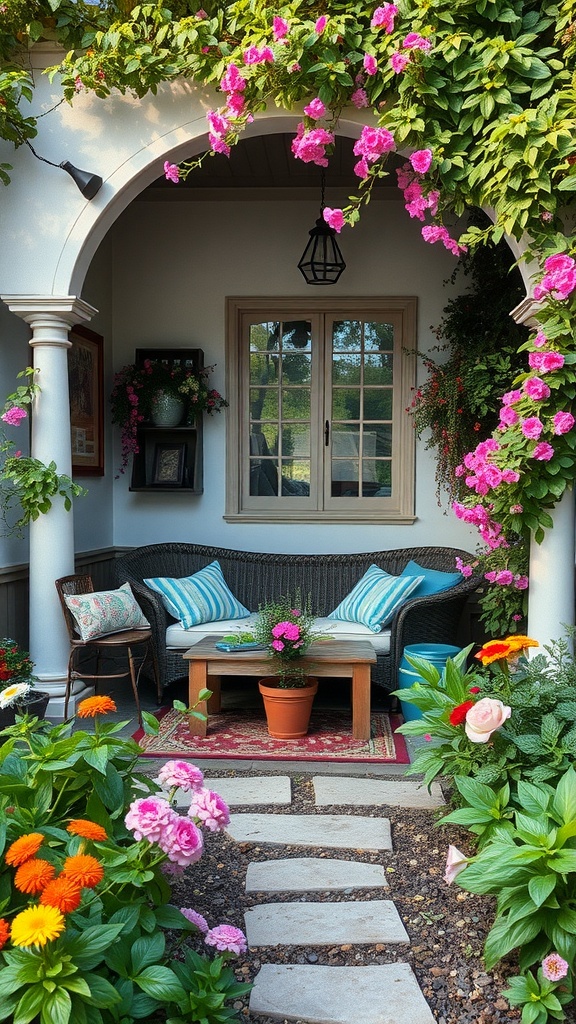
[351,663,371,740]
[188,660,209,737]
[207,676,222,714]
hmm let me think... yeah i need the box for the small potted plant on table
[253,595,329,738]
[0,638,48,726]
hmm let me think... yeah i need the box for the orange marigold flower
[503,635,539,654]
[474,640,513,665]
[61,854,104,889]
[40,876,83,914]
[67,819,108,842]
[10,905,65,948]
[14,858,56,894]
[77,695,117,718]
[0,918,10,950]
[5,832,44,866]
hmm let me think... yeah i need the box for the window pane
[364,424,392,457]
[362,461,391,497]
[281,388,310,419]
[332,388,360,419]
[281,459,310,495]
[250,322,280,352]
[282,352,311,384]
[332,353,361,385]
[332,425,360,458]
[250,458,278,495]
[250,424,279,455]
[331,459,359,497]
[282,321,311,352]
[365,321,394,351]
[364,353,393,385]
[250,388,278,420]
[250,353,278,386]
[364,389,392,420]
[282,424,310,457]
[332,320,362,351]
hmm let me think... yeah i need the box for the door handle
[325,420,330,446]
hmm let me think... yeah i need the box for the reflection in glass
[365,322,394,351]
[331,459,359,496]
[250,353,278,385]
[282,321,312,351]
[250,322,279,352]
[332,388,360,420]
[366,424,392,457]
[364,389,392,420]
[250,423,279,454]
[332,353,362,384]
[281,388,310,419]
[282,352,311,384]
[362,460,392,497]
[364,353,393,385]
[281,459,310,496]
[282,424,310,457]
[332,426,360,457]
[250,388,278,420]
[250,457,278,496]
[333,320,362,350]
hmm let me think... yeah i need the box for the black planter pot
[0,691,50,728]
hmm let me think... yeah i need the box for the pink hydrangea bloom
[521,416,544,440]
[351,88,369,109]
[181,908,209,932]
[409,149,433,174]
[188,788,230,832]
[205,924,247,954]
[533,441,554,461]
[272,16,289,41]
[553,411,575,435]
[541,953,569,981]
[323,207,345,233]
[371,3,398,32]
[403,32,432,50]
[160,815,204,866]
[156,760,204,792]
[1,406,27,426]
[303,98,326,120]
[444,845,468,885]
[523,377,550,401]
[363,53,378,75]
[390,51,409,73]
[314,15,327,33]
[125,796,175,843]
[163,162,180,184]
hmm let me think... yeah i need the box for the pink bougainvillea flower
[220,63,246,93]
[272,15,289,41]
[371,3,398,32]
[529,350,565,373]
[515,575,529,590]
[351,88,369,109]
[533,441,555,461]
[495,570,514,585]
[409,149,433,174]
[291,125,334,167]
[502,389,522,406]
[541,953,569,981]
[402,31,432,50]
[390,51,409,73]
[499,406,519,427]
[288,62,301,73]
[314,15,328,33]
[444,845,469,885]
[553,411,575,435]
[243,45,274,65]
[163,162,180,184]
[363,53,378,75]
[521,416,544,440]
[464,698,511,743]
[303,97,326,120]
[533,253,576,301]
[323,207,345,233]
[533,331,547,348]
[523,377,550,401]
[353,125,395,163]
[205,924,247,955]
[354,157,370,179]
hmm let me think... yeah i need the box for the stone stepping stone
[249,963,435,1023]
[246,857,388,893]
[313,776,445,809]
[175,776,291,808]
[245,900,409,947]
[226,813,392,851]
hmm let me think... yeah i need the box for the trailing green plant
[409,228,529,503]
[1,367,85,535]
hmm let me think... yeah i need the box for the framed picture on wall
[68,325,104,476]
[152,442,187,486]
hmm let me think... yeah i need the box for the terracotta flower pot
[258,676,318,738]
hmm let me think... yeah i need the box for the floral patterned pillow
[64,582,150,641]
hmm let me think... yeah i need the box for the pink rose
[553,411,575,435]
[464,698,511,743]
[444,845,469,884]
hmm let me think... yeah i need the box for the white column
[527,488,575,651]
[511,296,576,650]
[3,296,98,715]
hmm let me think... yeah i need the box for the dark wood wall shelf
[128,348,204,494]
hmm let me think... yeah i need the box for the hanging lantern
[297,171,346,285]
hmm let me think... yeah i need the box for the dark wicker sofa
[114,543,479,701]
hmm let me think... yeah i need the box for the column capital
[510,295,542,327]
[1,295,98,329]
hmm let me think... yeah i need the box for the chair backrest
[55,574,95,642]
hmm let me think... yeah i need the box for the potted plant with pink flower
[251,594,330,738]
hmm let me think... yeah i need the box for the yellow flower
[10,905,65,947]
[503,635,539,654]
[0,682,31,708]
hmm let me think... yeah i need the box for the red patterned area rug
[133,708,410,763]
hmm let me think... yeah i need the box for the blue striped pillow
[328,565,425,633]
[144,561,250,628]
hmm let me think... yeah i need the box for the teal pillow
[400,560,462,597]
[328,565,424,633]
[144,560,250,629]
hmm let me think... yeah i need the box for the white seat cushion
[166,615,390,655]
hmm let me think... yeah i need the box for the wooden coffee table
[183,637,377,741]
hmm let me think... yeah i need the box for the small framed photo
[68,325,104,476]
[152,442,187,486]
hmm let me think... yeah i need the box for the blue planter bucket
[398,643,462,722]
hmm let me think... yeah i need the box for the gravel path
[167,770,572,1024]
